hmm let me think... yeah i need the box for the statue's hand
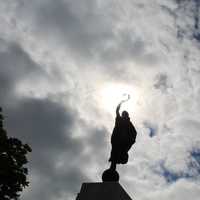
[120,94,130,105]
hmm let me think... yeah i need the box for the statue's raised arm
[116,103,121,117]
[116,94,130,117]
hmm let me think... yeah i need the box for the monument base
[76,182,132,200]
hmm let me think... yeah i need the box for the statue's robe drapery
[109,115,137,164]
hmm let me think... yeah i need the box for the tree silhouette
[0,107,32,200]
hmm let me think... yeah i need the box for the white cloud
[0,0,200,200]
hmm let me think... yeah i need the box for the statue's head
[122,110,129,119]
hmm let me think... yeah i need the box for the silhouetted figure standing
[102,96,137,182]
[109,100,137,170]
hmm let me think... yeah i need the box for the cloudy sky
[1,0,200,199]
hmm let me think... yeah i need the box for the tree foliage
[0,107,32,200]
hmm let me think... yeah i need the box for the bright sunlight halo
[99,83,138,116]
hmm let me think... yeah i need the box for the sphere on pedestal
[102,168,119,182]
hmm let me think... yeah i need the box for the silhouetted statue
[102,95,137,182]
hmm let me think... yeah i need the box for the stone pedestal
[76,182,132,200]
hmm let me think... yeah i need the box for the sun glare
[99,83,139,116]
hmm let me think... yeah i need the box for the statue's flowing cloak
[109,115,137,164]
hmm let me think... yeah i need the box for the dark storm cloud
[83,123,109,164]
[2,95,90,199]
[29,166,87,200]
[4,97,88,200]
[86,126,108,149]
[5,97,76,150]
[0,39,45,104]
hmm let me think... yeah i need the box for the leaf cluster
[0,108,32,200]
